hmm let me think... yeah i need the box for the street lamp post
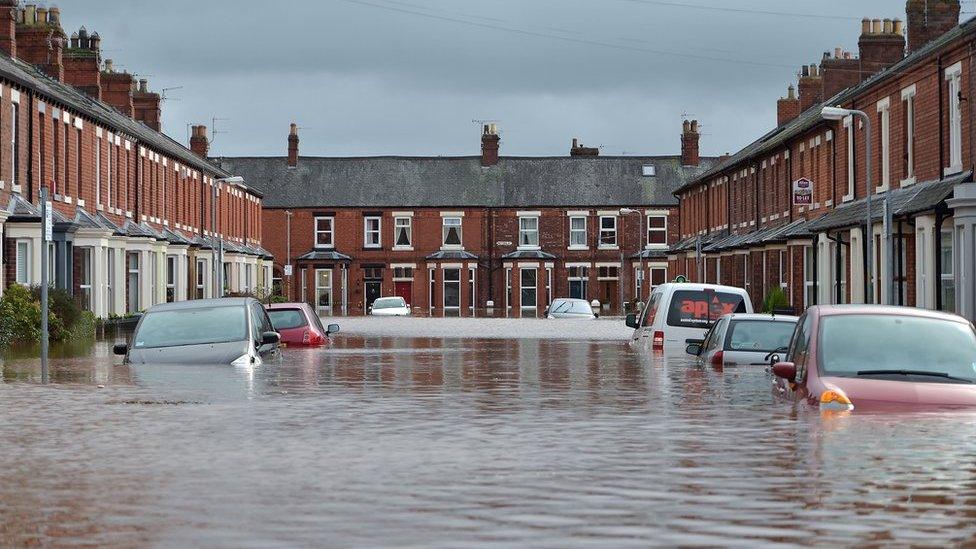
[821,107,889,305]
[285,210,293,298]
[621,208,644,310]
[211,175,244,299]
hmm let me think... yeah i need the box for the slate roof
[632,249,669,260]
[296,250,352,262]
[73,208,104,230]
[216,155,717,209]
[6,193,40,218]
[677,15,976,195]
[162,227,192,245]
[501,250,558,260]
[122,220,154,238]
[95,212,123,235]
[426,250,479,260]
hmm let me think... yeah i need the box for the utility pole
[286,210,293,298]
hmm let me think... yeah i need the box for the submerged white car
[369,296,411,316]
[546,298,596,320]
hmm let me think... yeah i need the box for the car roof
[146,297,253,312]
[723,313,799,322]
[811,304,971,324]
[656,283,748,294]
[552,298,588,303]
[267,302,312,310]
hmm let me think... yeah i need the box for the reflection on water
[1,331,976,546]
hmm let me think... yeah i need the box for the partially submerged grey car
[114,298,281,365]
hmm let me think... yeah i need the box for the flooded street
[2,318,976,547]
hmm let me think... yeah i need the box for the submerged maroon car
[772,305,976,412]
[266,303,339,347]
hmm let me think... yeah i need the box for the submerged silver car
[685,313,798,367]
[114,298,281,365]
[546,298,596,320]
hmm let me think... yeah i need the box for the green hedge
[0,284,93,349]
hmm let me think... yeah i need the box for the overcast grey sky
[54,0,949,158]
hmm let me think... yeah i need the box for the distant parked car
[369,296,411,316]
[628,283,752,353]
[114,298,280,365]
[267,302,339,347]
[685,313,798,367]
[546,298,597,320]
[772,305,976,412]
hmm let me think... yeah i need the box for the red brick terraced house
[671,0,976,320]
[218,123,716,317]
[0,2,271,317]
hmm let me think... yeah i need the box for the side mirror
[685,343,702,356]
[113,343,128,356]
[261,331,281,345]
[327,324,340,335]
[772,361,797,381]
[625,313,638,329]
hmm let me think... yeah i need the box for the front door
[394,281,412,305]
[443,268,461,316]
[365,281,382,311]
[601,280,618,314]
[315,269,333,315]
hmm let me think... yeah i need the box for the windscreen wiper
[856,369,975,384]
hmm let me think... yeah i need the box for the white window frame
[901,85,917,186]
[646,214,667,248]
[165,255,177,302]
[569,215,587,249]
[518,216,540,249]
[877,97,890,192]
[843,115,855,202]
[394,216,412,250]
[95,136,102,207]
[196,258,206,299]
[804,246,816,308]
[469,266,477,314]
[650,266,667,291]
[443,267,462,312]
[635,266,644,302]
[520,267,538,311]
[505,267,512,312]
[946,62,964,176]
[598,215,618,249]
[10,102,17,190]
[15,239,30,284]
[314,216,334,249]
[364,216,381,249]
[442,217,463,250]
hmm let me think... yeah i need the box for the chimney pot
[25,4,36,25]
[893,18,903,36]
[139,78,147,92]
[834,47,842,58]
[48,6,59,25]
[572,137,578,148]
[872,18,882,34]
[787,84,796,100]
[883,18,893,34]
[104,58,113,72]
[861,18,871,35]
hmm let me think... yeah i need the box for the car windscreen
[373,298,406,309]
[268,308,308,330]
[726,320,796,353]
[567,301,592,314]
[666,290,747,328]
[134,306,247,349]
[819,314,976,382]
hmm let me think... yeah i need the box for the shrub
[762,287,791,314]
[67,311,97,341]
[0,284,42,346]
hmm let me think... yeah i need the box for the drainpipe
[812,234,819,305]
[939,54,945,179]
[897,218,904,305]
[27,92,34,200]
[787,150,794,223]
[488,207,495,303]
[935,208,946,310]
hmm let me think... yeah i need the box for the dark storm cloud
[56,0,904,156]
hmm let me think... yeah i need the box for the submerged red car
[266,303,339,347]
[772,305,976,412]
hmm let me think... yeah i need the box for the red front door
[395,281,412,306]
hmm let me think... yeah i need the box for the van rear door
[663,289,748,346]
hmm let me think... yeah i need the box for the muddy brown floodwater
[1,318,976,547]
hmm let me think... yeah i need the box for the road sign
[284,264,293,276]
[496,241,513,246]
[792,178,813,206]
[674,275,688,283]
[44,201,53,242]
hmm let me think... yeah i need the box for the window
[196,258,206,299]
[393,267,413,279]
[941,229,955,312]
[877,98,890,191]
[364,216,381,248]
[599,216,617,247]
[469,266,476,314]
[642,164,656,177]
[442,217,462,248]
[315,217,334,248]
[428,268,436,314]
[647,215,667,246]
[76,128,82,199]
[394,217,412,248]
[127,252,140,314]
[665,289,745,329]
[15,240,29,284]
[444,268,461,313]
[519,216,539,248]
[946,62,963,174]
[569,266,588,299]
[107,138,113,209]
[53,114,60,194]
[520,268,537,311]
[830,241,847,304]
[569,216,587,248]
[650,267,667,290]
[150,253,159,306]
[635,267,643,303]
[505,267,512,311]
[95,137,101,206]
[598,266,619,280]
[315,269,333,314]
[804,246,816,307]
[779,250,789,298]
[10,102,17,188]
[166,256,176,302]
[79,248,93,310]
[902,86,916,183]
[844,115,854,200]
[105,249,115,315]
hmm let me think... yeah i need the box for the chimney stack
[906,0,960,53]
[570,137,599,156]
[190,125,209,159]
[481,123,500,167]
[777,85,801,126]
[859,15,906,78]
[821,47,861,99]
[101,59,135,116]
[288,123,300,167]
[64,26,103,100]
[798,64,823,112]
[15,3,66,81]
[681,120,700,167]
[0,0,16,58]
[132,78,161,131]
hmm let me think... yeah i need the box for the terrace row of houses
[0,2,271,318]
[218,123,715,317]
[670,0,976,319]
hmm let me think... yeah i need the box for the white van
[627,283,753,353]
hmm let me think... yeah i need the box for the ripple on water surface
[1,319,975,547]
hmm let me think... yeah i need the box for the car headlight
[820,388,854,412]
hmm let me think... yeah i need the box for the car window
[268,308,308,330]
[569,301,592,315]
[703,318,726,352]
[550,300,570,314]
[308,309,327,332]
[787,314,812,382]
[640,292,663,327]
[373,297,406,309]
[726,320,797,352]
[133,306,247,349]
[249,302,265,342]
[666,290,746,329]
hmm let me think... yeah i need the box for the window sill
[363,245,382,250]
[945,165,963,177]
[900,176,916,187]
[644,244,668,250]
[517,246,541,251]
[441,246,464,251]
[842,194,854,203]
[567,245,589,251]
[598,245,620,251]
[314,245,335,250]
[393,246,414,252]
